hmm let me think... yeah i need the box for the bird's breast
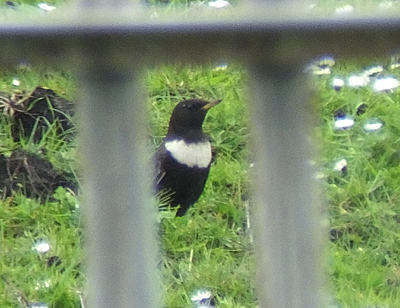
[164,139,212,168]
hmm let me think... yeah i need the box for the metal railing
[2,0,399,307]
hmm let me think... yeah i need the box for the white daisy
[363,118,384,132]
[372,77,399,92]
[38,3,56,11]
[33,239,50,254]
[334,116,355,130]
[208,0,230,9]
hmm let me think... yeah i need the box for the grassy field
[1,1,400,308]
[317,57,400,307]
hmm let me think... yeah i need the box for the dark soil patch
[0,86,75,142]
[0,149,77,201]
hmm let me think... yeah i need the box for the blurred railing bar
[249,64,323,308]
[1,2,398,308]
[247,2,322,308]
[77,67,160,308]
[2,14,400,65]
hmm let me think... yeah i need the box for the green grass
[2,1,400,308]
[147,64,252,307]
[315,57,400,307]
[0,62,252,307]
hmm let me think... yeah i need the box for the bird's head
[167,99,221,139]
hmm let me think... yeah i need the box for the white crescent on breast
[165,139,212,168]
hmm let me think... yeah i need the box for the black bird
[154,98,221,216]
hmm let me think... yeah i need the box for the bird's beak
[202,99,222,110]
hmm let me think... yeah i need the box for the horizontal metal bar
[1,7,400,66]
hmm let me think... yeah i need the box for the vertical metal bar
[248,64,324,308]
[77,68,159,308]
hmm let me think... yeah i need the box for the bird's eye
[179,102,200,111]
[184,103,196,111]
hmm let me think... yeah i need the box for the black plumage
[154,98,221,216]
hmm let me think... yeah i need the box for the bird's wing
[153,143,167,190]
